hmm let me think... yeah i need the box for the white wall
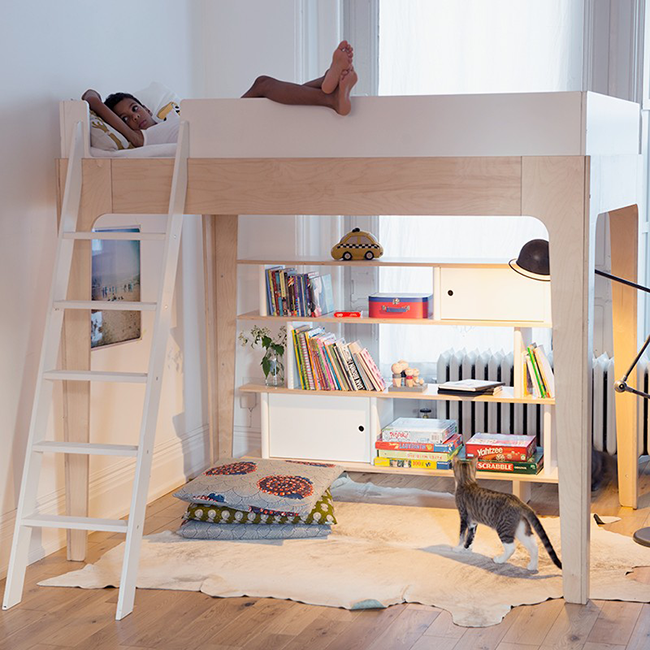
[198,0,341,456]
[0,0,313,578]
[0,0,204,576]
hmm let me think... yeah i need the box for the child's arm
[81,89,145,148]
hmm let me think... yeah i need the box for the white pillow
[134,82,181,124]
[89,111,131,151]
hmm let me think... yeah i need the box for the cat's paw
[527,562,539,572]
[454,544,470,553]
[493,555,507,564]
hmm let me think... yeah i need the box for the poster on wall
[91,227,142,349]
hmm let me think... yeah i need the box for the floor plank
[538,600,601,650]
[364,607,440,650]
[500,599,564,646]
[2,471,650,649]
[587,601,643,647]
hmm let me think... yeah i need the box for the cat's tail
[524,509,562,569]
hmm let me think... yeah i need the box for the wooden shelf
[240,383,555,405]
[238,256,514,269]
[237,310,553,329]
[261,455,558,484]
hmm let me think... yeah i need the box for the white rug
[40,476,650,627]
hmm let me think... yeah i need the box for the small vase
[263,348,284,387]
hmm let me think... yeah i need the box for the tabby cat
[452,457,562,571]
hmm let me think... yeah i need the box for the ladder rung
[53,300,157,312]
[33,441,139,457]
[21,514,128,533]
[43,370,148,383]
[63,232,166,241]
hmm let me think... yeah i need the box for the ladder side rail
[3,123,85,610]
[115,122,190,620]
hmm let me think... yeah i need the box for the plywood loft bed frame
[50,92,646,607]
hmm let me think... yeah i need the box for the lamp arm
[614,382,650,400]
[613,333,650,400]
[595,269,650,295]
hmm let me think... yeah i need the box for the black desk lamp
[511,239,650,546]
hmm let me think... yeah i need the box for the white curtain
[375,0,584,374]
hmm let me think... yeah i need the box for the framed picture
[91,227,142,349]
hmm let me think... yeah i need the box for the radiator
[435,349,648,456]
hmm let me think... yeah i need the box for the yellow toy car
[331,228,384,261]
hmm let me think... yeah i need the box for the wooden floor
[3,464,650,650]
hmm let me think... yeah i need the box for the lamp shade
[509,239,550,282]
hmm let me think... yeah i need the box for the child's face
[112,98,154,130]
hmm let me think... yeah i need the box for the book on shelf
[310,274,334,316]
[348,341,387,391]
[376,446,461,462]
[373,457,454,470]
[519,342,554,399]
[533,344,554,398]
[375,432,462,453]
[465,433,536,462]
[291,325,384,391]
[265,266,334,317]
[437,379,505,396]
[380,417,458,444]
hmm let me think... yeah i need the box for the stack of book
[266,266,334,317]
[292,325,386,391]
[464,432,543,474]
[373,418,460,469]
[523,344,554,398]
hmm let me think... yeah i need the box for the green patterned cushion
[184,489,337,526]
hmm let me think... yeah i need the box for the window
[354,0,584,373]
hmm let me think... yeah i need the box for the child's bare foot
[322,41,354,94]
[333,66,358,116]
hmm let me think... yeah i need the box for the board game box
[465,432,536,462]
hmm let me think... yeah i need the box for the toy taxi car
[331,228,384,261]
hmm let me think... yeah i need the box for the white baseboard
[233,425,261,458]
[0,426,209,580]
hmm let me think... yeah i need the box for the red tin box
[368,293,433,319]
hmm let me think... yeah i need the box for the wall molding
[0,426,209,580]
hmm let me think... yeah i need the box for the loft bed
[55,91,640,608]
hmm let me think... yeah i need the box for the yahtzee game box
[465,432,536,462]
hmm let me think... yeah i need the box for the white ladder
[2,119,190,620]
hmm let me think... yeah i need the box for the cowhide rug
[40,476,650,627]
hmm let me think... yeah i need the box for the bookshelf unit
[237,257,557,497]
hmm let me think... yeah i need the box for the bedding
[89,111,132,152]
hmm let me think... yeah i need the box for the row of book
[292,325,387,392]
[266,266,334,317]
[373,419,543,474]
[523,343,554,399]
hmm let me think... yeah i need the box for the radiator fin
[435,349,647,456]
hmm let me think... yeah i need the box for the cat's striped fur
[452,457,562,571]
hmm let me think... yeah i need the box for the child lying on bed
[82,41,357,149]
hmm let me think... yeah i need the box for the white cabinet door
[438,267,551,322]
[268,394,371,463]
